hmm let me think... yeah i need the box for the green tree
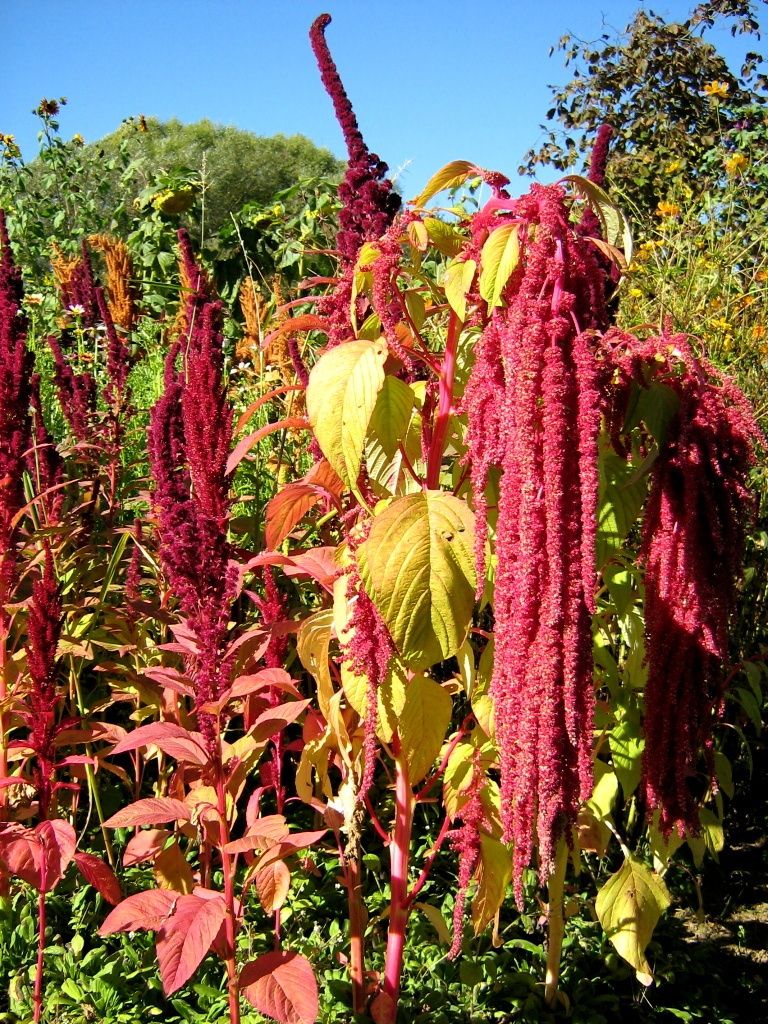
[94,117,343,239]
[520,0,767,218]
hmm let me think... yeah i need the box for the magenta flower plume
[342,560,395,796]
[447,752,488,960]
[614,332,759,834]
[67,242,100,327]
[27,375,64,524]
[23,546,63,817]
[47,333,97,444]
[309,13,400,264]
[0,211,33,618]
[96,287,130,408]
[579,124,613,239]
[148,233,237,746]
[464,184,608,902]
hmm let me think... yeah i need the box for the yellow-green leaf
[478,224,519,308]
[297,610,335,720]
[411,160,474,207]
[562,174,633,265]
[595,855,671,985]
[472,835,512,935]
[306,339,388,489]
[340,665,407,744]
[413,901,451,945]
[357,492,476,669]
[398,674,453,784]
[443,259,477,321]
[423,217,464,257]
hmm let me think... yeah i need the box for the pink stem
[426,313,460,488]
[382,741,414,1008]
[34,888,46,1023]
[406,813,453,907]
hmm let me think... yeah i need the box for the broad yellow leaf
[398,674,452,784]
[472,835,512,935]
[411,160,474,207]
[357,491,476,669]
[340,664,407,744]
[595,855,671,985]
[478,223,520,308]
[297,610,335,719]
[443,259,477,321]
[306,339,388,489]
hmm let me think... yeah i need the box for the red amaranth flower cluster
[0,211,33,620]
[464,184,608,902]
[27,374,64,525]
[309,13,400,264]
[22,547,63,817]
[148,232,238,746]
[342,558,395,796]
[611,331,759,834]
[309,13,401,349]
[47,333,97,444]
[448,751,488,960]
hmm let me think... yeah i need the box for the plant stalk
[382,741,414,1010]
[544,840,569,1008]
[34,888,46,1023]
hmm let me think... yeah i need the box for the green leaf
[398,674,453,784]
[411,160,474,207]
[306,339,388,490]
[443,259,477,321]
[634,383,680,446]
[609,707,644,799]
[595,855,670,985]
[366,376,416,461]
[424,217,464,257]
[478,224,520,308]
[357,491,476,669]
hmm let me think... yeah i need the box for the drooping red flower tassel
[0,211,33,619]
[612,331,759,834]
[464,183,608,902]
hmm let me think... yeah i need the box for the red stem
[406,813,453,907]
[382,741,414,1009]
[214,760,241,1024]
[426,313,460,488]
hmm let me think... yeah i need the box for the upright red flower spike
[612,331,759,834]
[309,14,401,348]
[23,546,63,818]
[0,211,33,619]
[464,183,608,902]
[148,234,238,748]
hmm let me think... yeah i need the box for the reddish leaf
[250,831,328,873]
[110,723,208,766]
[263,314,325,348]
[104,797,192,828]
[226,418,310,476]
[255,860,291,913]
[265,484,323,550]
[251,700,310,744]
[74,851,122,904]
[281,548,339,593]
[230,669,302,700]
[0,824,40,888]
[98,888,177,935]
[155,890,228,994]
[222,813,291,855]
[142,667,195,697]
[240,950,318,1024]
[123,829,171,867]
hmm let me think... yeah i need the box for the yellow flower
[756,270,768,283]
[656,201,681,218]
[710,316,732,332]
[666,159,683,173]
[71,133,84,146]
[629,287,643,298]
[722,335,733,352]
[724,153,748,176]
[0,133,21,159]
[752,325,766,341]
[703,80,729,99]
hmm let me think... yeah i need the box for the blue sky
[1,0,754,198]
